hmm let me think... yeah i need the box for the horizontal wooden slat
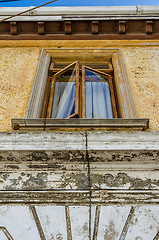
[53,63,111,69]
[52,69,112,74]
[51,63,113,74]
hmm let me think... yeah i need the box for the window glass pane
[51,65,76,118]
[85,69,113,119]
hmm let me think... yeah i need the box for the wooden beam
[108,76,118,118]
[84,65,111,77]
[75,61,79,116]
[47,75,55,118]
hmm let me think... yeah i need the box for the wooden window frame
[43,61,117,119]
[45,61,80,119]
[81,65,118,118]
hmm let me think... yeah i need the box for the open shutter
[47,61,79,119]
[82,65,118,119]
[26,49,51,119]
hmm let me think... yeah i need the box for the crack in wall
[85,131,92,240]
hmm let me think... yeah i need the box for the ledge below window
[11,118,149,131]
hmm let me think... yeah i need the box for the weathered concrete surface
[0,131,158,151]
[0,132,158,191]
[0,131,86,151]
[0,149,158,191]
[0,150,88,190]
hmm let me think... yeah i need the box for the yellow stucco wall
[0,47,40,131]
[122,47,159,131]
[0,40,159,131]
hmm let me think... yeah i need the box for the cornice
[0,131,158,151]
[0,6,159,40]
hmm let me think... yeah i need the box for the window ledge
[11,118,149,131]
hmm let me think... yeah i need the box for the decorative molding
[0,227,14,240]
[1,18,159,40]
[30,206,46,240]
[65,21,72,34]
[119,207,135,240]
[154,231,159,240]
[1,16,159,21]
[119,21,126,34]
[38,22,45,35]
[10,22,17,35]
[1,6,159,17]
[1,40,159,47]
[92,21,99,34]
[1,131,159,151]
[0,190,158,204]
[146,20,153,34]
[65,206,72,240]
[93,205,100,240]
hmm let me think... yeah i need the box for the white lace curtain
[51,67,113,119]
[51,67,76,119]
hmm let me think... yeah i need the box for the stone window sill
[11,118,149,131]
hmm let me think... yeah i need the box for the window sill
[11,118,149,131]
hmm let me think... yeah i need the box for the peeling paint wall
[0,131,158,191]
[0,149,159,191]
[0,41,159,131]
[0,131,158,239]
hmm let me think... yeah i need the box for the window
[42,61,118,120]
[11,49,149,130]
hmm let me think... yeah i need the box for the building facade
[0,6,159,240]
